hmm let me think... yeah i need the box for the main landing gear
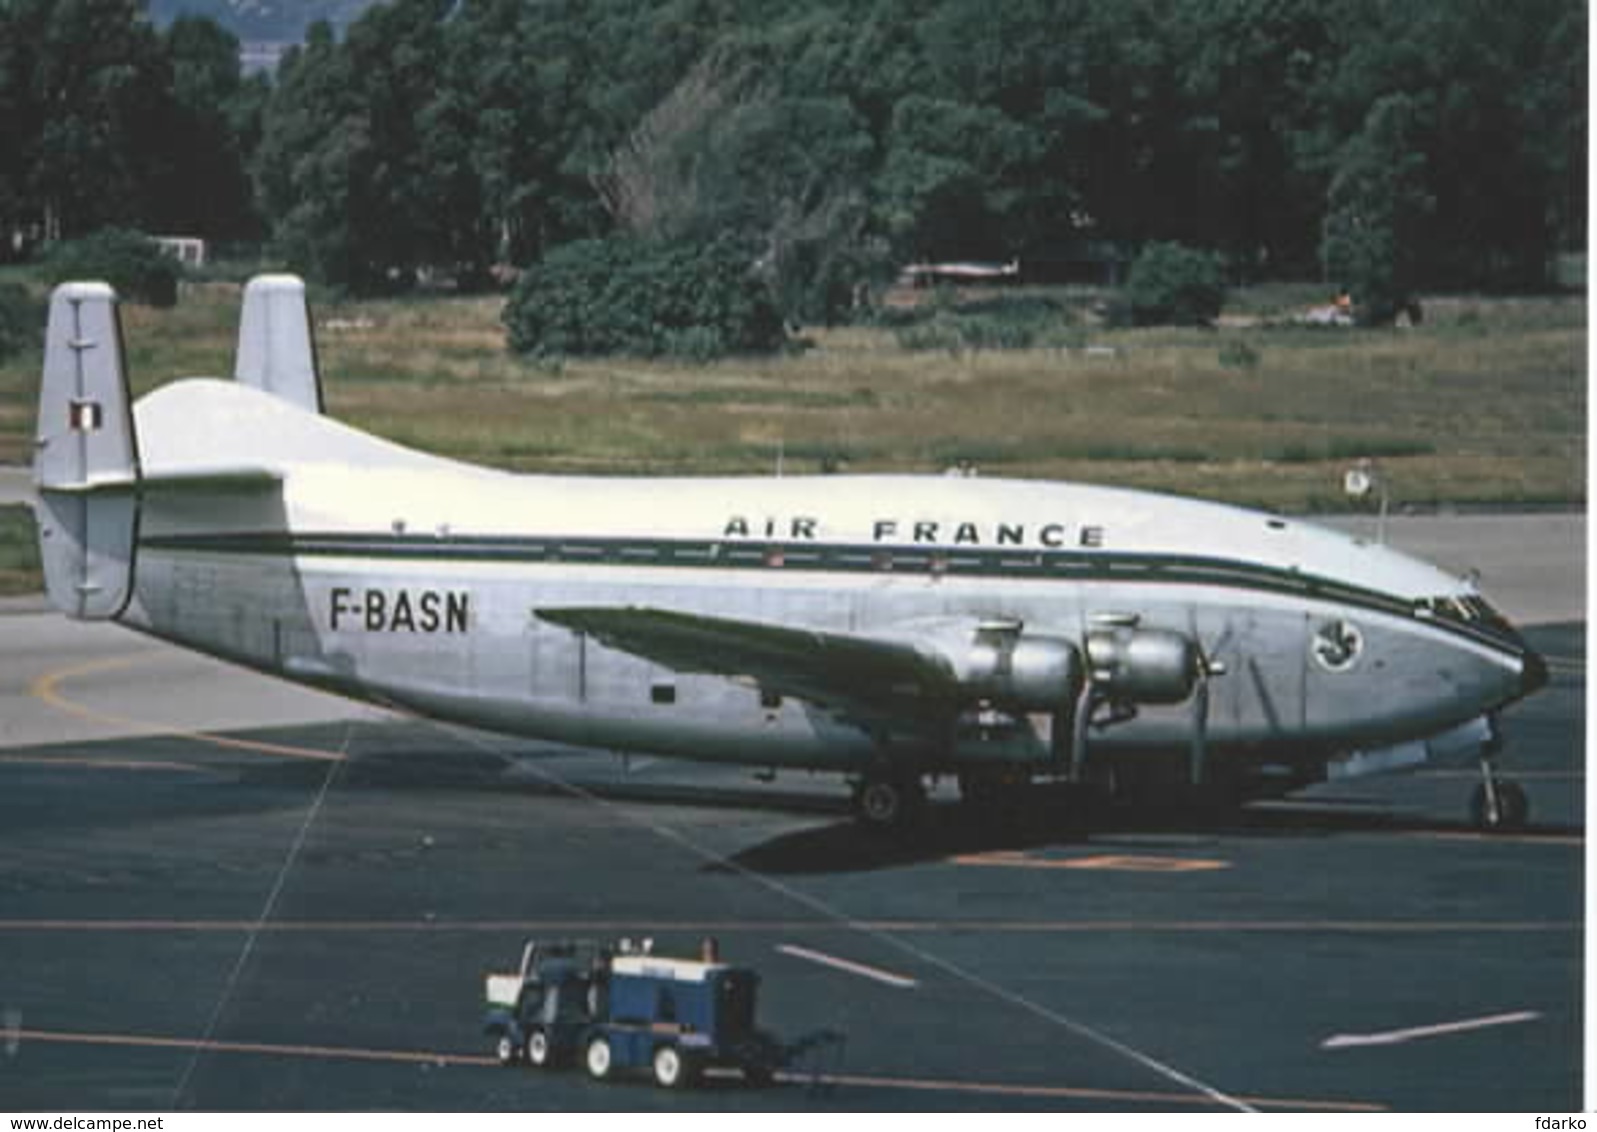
[849,772,926,831]
[1470,752,1529,832]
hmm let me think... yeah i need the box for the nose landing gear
[1470,753,1529,831]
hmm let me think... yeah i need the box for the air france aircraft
[32,277,1546,830]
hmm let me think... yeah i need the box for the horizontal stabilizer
[235,274,323,413]
[139,466,283,492]
[34,282,139,619]
[537,606,958,731]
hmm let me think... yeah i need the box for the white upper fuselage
[135,379,1461,603]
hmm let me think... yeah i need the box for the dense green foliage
[503,236,787,358]
[44,229,182,307]
[0,0,265,250]
[0,283,41,362]
[1322,95,1434,324]
[1,0,1585,322]
[1121,243,1227,327]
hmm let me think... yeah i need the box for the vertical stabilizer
[235,273,323,413]
[33,282,140,619]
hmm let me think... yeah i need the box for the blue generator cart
[483,939,793,1088]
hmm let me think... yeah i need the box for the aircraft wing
[536,606,959,732]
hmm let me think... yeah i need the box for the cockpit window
[1415,594,1513,634]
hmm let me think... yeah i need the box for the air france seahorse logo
[1312,619,1363,672]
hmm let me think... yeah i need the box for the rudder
[33,282,140,619]
[234,274,323,413]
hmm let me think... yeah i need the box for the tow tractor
[483,938,836,1089]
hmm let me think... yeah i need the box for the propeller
[1185,614,1231,787]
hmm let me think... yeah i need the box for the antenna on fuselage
[1343,458,1389,545]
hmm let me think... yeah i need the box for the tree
[156,16,261,240]
[503,235,786,358]
[1121,241,1225,326]
[1322,94,1433,324]
[876,94,1039,261]
[595,50,877,323]
[0,0,177,244]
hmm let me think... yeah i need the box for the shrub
[504,236,787,359]
[44,229,181,308]
[0,283,42,363]
[1121,242,1225,327]
[1218,339,1260,369]
[892,293,1064,353]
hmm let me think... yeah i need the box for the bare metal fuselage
[32,278,1543,803]
[115,384,1538,788]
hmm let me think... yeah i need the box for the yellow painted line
[1416,770,1582,780]
[1404,831,1583,847]
[7,917,1566,935]
[13,1026,488,1068]
[0,755,205,773]
[10,1026,1385,1111]
[952,851,1230,873]
[29,653,344,763]
[817,1070,1387,1112]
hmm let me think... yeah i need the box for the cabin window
[650,681,677,705]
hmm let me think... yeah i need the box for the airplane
[30,275,1547,831]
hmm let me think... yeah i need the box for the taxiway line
[1321,1010,1542,1049]
[776,943,919,988]
[0,755,205,773]
[9,1027,1386,1111]
[29,654,346,763]
[0,918,1576,934]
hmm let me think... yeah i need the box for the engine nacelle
[1084,626,1200,705]
[946,626,1083,713]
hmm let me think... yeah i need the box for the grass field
[0,279,1584,519]
[0,504,40,596]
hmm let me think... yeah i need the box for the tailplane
[33,282,139,619]
[234,273,323,413]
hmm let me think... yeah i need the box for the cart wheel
[584,1035,613,1080]
[652,1044,690,1089]
[494,1032,520,1066]
[526,1027,551,1068]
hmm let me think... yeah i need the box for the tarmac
[0,503,1584,1112]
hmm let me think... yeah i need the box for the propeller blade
[1070,680,1094,783]
[1189,669,1210,786]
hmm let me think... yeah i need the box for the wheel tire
[1497,781,1530,829]
[584,1035,613,1080]
[652,1044,688,1089]
[1470,780,1531,831]
[494,1032,520,1066]
[854,775,924,830]
[526,1027,551,1068]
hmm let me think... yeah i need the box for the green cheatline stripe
[137,529,1528,660]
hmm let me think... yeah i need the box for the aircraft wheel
[584,1035,613,1080]
[744,1062,775,1088]
[652,1043,692,1089]
[526,1027,552,1068]
[494,1032,521,1066]
[853,774,924,830]
[1470,780,1530,831]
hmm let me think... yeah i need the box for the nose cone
[1519,647,1549,697]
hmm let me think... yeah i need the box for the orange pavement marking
[29,653,345,763]
[11,1026,1386,1112]
[952,851,1231,872]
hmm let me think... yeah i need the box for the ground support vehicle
[483,939,832,1089]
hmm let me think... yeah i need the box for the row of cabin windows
[650,682,782,710]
